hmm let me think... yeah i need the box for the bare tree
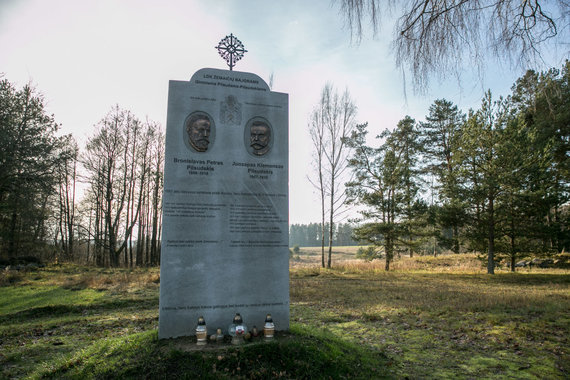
[309,96,328,268]
[55,135,79,261]
[149,126,165,266]
[134,119,163,267]
[80,107,164,268]
[335,0,569,92]
[308,83,357,268]
[82,106,145,267]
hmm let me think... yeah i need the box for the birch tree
[309,83,357,268]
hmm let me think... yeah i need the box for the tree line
[289,223,358,247]
[345,62,569,272]
[0,78,164,267]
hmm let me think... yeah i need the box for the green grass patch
[0,286,105,315]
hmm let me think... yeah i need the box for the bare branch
[335,0,569,93]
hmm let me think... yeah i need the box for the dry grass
[0,269,24,286]
[327,255,484,273]
[290,247,484,272]
[62,270,161,292]
[23,264,162,292]
[62,272,161,292]
[291,247,569,274]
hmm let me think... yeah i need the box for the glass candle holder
[216,328,224,343]
[263,314,275,339]
[229,313,247,345]
[195,316,207,345]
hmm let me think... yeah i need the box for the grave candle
[263,314,274,339]
[195,316,207,345]
[228,313,247,345]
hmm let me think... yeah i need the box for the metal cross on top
[215,33,247,71]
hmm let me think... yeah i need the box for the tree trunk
[487,196,495,275]
[327,181,334,268]
[9,211,18,258]
[68,159,76,260]
[453,225,460,254]
[136,214,144,266]
[385,237,392,271]
[87,207,93,264]
[150,167,160,266]
[321,193,325,268]
[510,217,516,272]
[510,238,516,272]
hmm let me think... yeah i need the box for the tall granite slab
[158,68,289,339]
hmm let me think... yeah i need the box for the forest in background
[0,62,568,268]
[289,223,358,247]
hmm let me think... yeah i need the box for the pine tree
[0,79,63,258]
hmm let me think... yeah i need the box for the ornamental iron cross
[215,33,247,71]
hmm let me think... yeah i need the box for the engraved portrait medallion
[184,111,215,153]
[244,116,273,157]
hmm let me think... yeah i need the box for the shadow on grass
[0,297,158,325]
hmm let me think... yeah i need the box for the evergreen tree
[346,120,423,270]
[420,99,466,253]
[391,116,424,257]
[509,62,570,252]
[0,79,63,258]
[457,92,509,274]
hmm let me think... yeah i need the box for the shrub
[356,246,382,261]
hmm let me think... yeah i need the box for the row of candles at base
[195,313,275,345]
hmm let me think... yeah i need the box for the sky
[0,0,560,224]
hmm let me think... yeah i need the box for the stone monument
[158,63,289,338]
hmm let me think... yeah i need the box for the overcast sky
[0,0,549,224]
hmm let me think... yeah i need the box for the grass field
[1,250,569,379]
